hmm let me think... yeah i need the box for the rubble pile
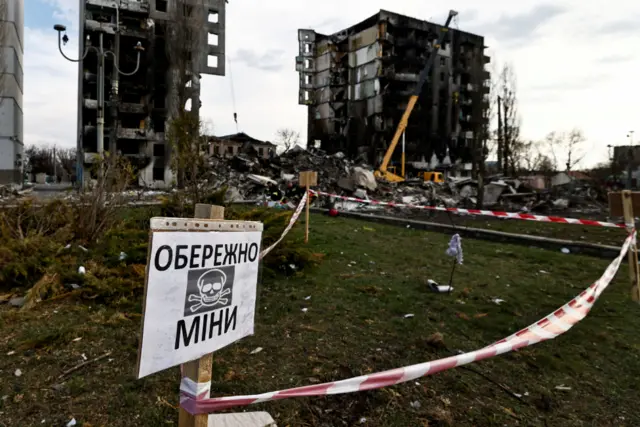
[202,147,609,217]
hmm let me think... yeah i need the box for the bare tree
[57,148,77,177]
[165,0,206,189]
[545,129,586,172]
[564,128,586,171]
[275,128,300,153]
[497,63,521,175]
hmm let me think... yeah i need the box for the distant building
[76,0,226,188]
[0,0,24,185]
[296,9,490,168]
[209,132,276,159]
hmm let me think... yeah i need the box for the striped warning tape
[259,191,308,259]
[311,190,625,229]
[179,230,634,414]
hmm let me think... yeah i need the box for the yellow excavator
[374,10,458,183]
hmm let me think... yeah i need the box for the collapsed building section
[77,0,225,187]
[296,10,490,172]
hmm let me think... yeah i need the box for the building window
[153,167,164,181]
[153,144,165,157]
[227,146,234,155]
[258,147,264,156]
[156,0,167,12]
[440,57,445,66]
[440,72,445,82]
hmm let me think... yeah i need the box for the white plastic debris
[428,279,453,293]
[555,385,571,391]
[359,417,367,424]
[78,245,88,252]
[410,400,421,409]
[72,337,82,342]
[304,296,311,300]
[561,248,570,254]
[301,308,308,313]
[404,313,415,318]
[446,233,464,265]
[14,368,22,377]
[539,270,549,274]
[492,298,506,305]
[250,347,263,355]
[77,266,86,275]
[66,418,77,427]
[119,252,127,261]
[6,351,15,356]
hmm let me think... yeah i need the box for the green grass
[1,213,639,426]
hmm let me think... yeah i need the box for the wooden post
[299,171,317,244]
[621,191,640,302]
[178,203,224,427]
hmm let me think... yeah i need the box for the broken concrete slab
[352,167,377,191]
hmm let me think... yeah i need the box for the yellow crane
[374,10,458,183]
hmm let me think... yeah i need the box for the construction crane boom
[374,10,459,182]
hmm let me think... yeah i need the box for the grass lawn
[1,212,639,426]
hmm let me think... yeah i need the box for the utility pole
[53,23,144,187]
[628,131,635,190]
[497,95,503,174]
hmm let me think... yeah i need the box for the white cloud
[25,0,640,168]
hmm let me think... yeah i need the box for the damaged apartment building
[75,0,225,187]
[296,10,490,173]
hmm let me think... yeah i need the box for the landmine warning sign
[137,220,262,379]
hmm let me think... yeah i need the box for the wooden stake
[305,184,310,244]
[178,203,225,427]
[621,191,640,302]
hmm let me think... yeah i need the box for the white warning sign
[137,229,262,379]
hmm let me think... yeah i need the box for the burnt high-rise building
[74,0,225,187]
[296,10,490,170]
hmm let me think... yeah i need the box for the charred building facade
[296,10,490,169]
[76,0,225,187]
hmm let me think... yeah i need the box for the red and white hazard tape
[179,230,634,414]
[311,190,625,229]
[259,191,308,259]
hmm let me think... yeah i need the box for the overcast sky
[25,0,640,168]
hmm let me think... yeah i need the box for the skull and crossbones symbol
[188,269,231,313]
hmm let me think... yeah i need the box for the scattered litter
[301,308,308,313]
[446,234,464,264]
[404,313,415,318]
[359,417,367,424]
[78,245,88,252]
[410,400,421,409]
[78,266,86,275]
[363,226,375,231]
[14,369,22,377]
[492,298,506,305]
[428,279,453,293]
[81,353,87,361]
[6,351,15,356]
[9,297,25,308]
[72,337,82,342]
[539,270,549,274]
[66,418,77,427]
[119,251,128,261]
[555,385,571,391]
[69,283,81,290]
[561,248,570,254]
[250,347,263,355]
[304,296,311,300]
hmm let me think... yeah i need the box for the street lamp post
[53,24,144,185]
[627,131,635,190]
